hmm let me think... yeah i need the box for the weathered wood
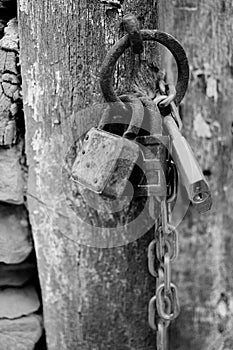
[18,1,161,349]
[160,1,233,349]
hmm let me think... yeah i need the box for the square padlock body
[72,127,140,197]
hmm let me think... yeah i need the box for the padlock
[135,98,170,197]
[163,114,212,213]
[71,95,144,198]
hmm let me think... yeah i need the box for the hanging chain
[148,78,181,350]
[148,199,180,349]
[98,13,192,349]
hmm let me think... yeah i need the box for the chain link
[148,78,181,350]
[148,197,180,348]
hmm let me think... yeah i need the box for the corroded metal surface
[122,14,143,54]
[72,127,139,197]
[136,135,169,197]
[100,29,189,108]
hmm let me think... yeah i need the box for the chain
[99,13,190,348]
[148,79,181,350]
[148,200,180,349]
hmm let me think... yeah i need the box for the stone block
[0,314,43,350]
[0,204,32,263]
[0,147,24,204]
[0,285,40,319]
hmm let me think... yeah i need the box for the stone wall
[0,16,45,350]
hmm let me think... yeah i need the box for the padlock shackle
[119,94,144,139]
[98,95,144,140]
[100,29,189,109]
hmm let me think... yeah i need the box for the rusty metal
[135,97,169,197]
[122,14,143,54]
[71,95,144,198]
[98,94,144,138]
[100,29,189,110]
[142,98,179,349]
[119,94,144,138]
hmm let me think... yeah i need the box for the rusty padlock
[71,95,144,198]
[135,98,170,197]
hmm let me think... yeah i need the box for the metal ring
[161,295,172,329]
[100,29,189,109]
[167,224,179,261]
[98,105,111,129]
[164,253,171,295]
[161,199,169,234]
[148,295,157,330]
[156,226,179,262]
[98,94,144,139]
[156,283,180,321]
[156,226,166,262]
[167,162,178,203]
[148,240,157,278]
[119,94,144,139]
[157,267,164,290]
[148,293,171,331]
[148,295,171,331]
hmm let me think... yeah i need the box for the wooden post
[18,1,161,349]
[160,1,233,349]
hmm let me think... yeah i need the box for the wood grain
[160,1,233,349]
[18,1,161,349]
